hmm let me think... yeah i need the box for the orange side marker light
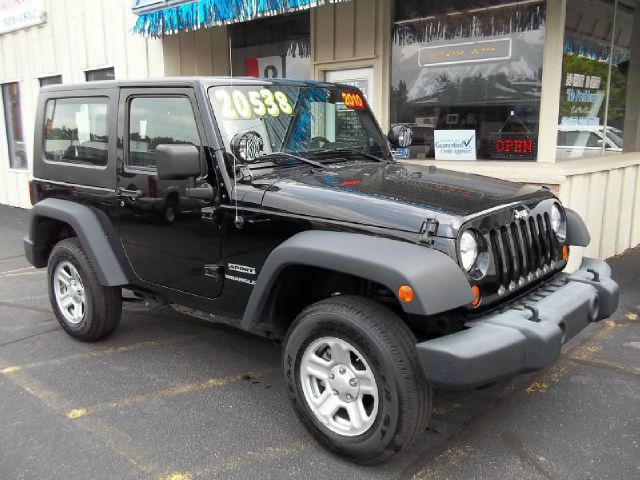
[398,285,414,303]
[470,285,481,308]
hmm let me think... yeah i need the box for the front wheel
[283,295,432,464]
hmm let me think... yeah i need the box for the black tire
[47,237,122,342]
[283,295,432,464]
[161,197,178,224]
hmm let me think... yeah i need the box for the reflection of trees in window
[147,136,191,150]
[430,72,540,104]
[392,73,540,123]
[129,133,193,150]
[47,126,107,143]
[390,81,409,124]
[560,50,629,129]
[393,2,546,46]
[48,126,77,141]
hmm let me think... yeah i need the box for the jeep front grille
[489,213,559,293]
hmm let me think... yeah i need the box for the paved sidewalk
[0,204,638,479]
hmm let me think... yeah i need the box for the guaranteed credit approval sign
[434,130,477,161]
[0,0,45,35]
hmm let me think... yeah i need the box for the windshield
[208,84,391,165]
[606,128,624,148]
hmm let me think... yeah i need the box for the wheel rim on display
[53,261,86,324]
[299,336,379,437]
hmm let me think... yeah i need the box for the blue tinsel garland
[133,0,348,37]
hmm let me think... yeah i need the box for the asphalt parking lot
[0,204,638,480]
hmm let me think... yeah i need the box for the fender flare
[565,208,590,247]
[25,198,129,286]
[241,230,474,329]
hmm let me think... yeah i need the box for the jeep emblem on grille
[514,209,529,220]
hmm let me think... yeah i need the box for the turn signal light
[398,285,414,303]
[470,285,481,308]
[28,181,38,206]
[562,245,569,261]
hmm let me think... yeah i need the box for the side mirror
[388,125,413,148]
[156,144,201,180]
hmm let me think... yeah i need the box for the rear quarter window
[44,97,109,167]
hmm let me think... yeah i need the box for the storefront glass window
[612,0,639,154]
[229,12,310,80]
[558,0,639,158]
[85,67,115,82]
[39,75,63,87]
[391,0,546,161]
[1,82,27,170]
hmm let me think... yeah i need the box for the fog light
[562,245,569,261]
[398,285,414,303]
[470,285,481,308]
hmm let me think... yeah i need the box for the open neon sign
[495,138,534,154]
[490,133,537,160]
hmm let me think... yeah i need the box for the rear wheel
[48,238,122,341]
[283,295,432,464]
[161,197,178,224]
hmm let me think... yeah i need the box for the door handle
[116,187,143,200]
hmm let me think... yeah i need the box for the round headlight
[550,203,567,241]
[459,230,479,271]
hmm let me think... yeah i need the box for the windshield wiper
[334,147,387,163]
[259,151,324,169]
[308,146,387,163]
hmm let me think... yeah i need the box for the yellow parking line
[571,356,640,378]
[66,368,276,418]
[0,271,46,278]
[0,266,35,275]
[192,440,313,478]
[162,473,193,480]
[524,316,623,396]
[412,445,474,480]
[432,402,462,416]
[0,337,194,372]
[66,408,88,419]
[525,365,568,395]
[0,365,162,475]
[0,366,21,374]
[0,294,49,302]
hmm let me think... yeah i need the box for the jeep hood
[260,162,552,236]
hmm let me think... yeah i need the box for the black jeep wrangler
[24,78,618,463]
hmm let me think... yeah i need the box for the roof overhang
[132,0,350,37]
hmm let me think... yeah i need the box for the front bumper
[416,257,619,388]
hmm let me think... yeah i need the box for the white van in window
[557,125,624,158]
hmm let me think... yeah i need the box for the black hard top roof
[40,76,336,93]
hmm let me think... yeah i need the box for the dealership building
[1,0,639,267]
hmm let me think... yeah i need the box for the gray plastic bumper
[416,257,619,388]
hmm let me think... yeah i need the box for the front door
[117,88,222,298]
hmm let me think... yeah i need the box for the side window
[586,132,601,148]
[44,97,109,166]
[556,131,567,146]
[128,96,200,169]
